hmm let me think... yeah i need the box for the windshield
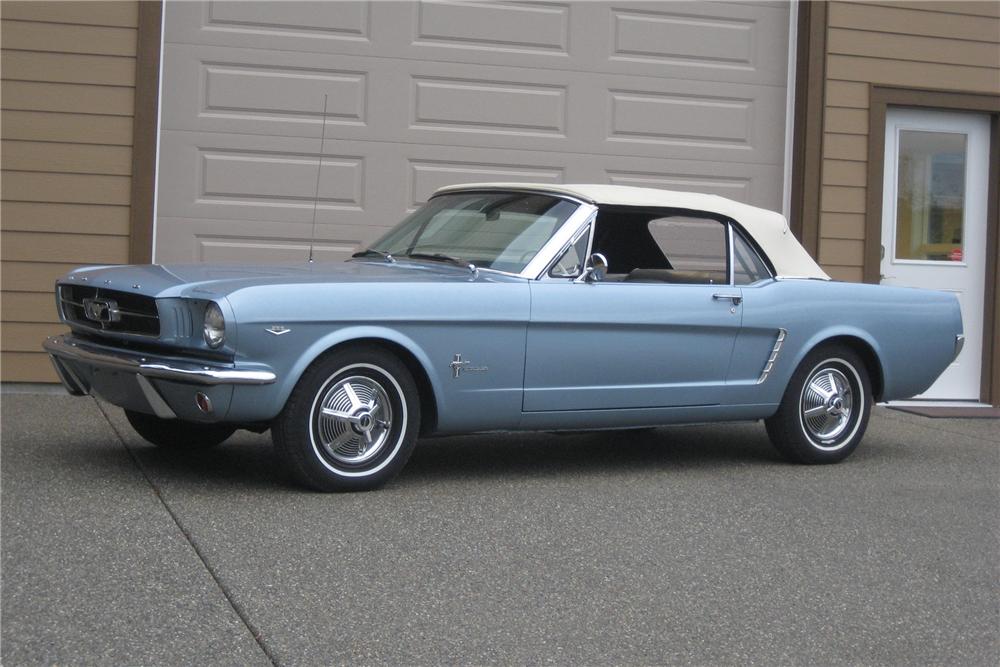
[363,192,578,273]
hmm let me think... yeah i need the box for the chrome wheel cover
[800,366,854,442]
[314,375,392,465]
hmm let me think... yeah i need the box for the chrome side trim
[43,335,277,386]
[773,275,832,281]
[136,374,178,419]
[727,222,735,285]
[954,334,965,361]
[757,328,788,384]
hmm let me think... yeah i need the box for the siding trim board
[988,114,1000,408]
[128,0,162,264]
[789,0,825,256]
[865,85,1000,406]
[0,0,143,382]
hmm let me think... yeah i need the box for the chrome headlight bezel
[203,302,226,348]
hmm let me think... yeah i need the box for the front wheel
[272,346,421,492]
[765,345,872,464]
[124,409,236,450]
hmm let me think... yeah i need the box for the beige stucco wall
[817,1,1000,282]
[1,1,138,382]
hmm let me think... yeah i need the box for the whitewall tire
[273,346,421,491]
[765,344,872,464]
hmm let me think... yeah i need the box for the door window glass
[894,130,967,262]
[733,229,771,284]
[590,209,728,284]
[646,216,727,282]
[549,226,590,278]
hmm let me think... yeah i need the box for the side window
[549,227,590,278]
[644,216,728,284]
[732,228,772,285]
[590,208,728,284]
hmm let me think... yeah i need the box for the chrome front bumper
[44,334,276,420]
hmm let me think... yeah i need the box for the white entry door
[881,108,990,400]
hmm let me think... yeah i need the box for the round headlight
[203,302,225,348]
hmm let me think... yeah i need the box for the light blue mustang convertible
[45,184,963,491]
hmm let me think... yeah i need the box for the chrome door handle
[713,293,742,305]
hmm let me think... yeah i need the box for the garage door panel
[407,159,565,210]
[159,128,777,224]
[601,2,787,83]
[164,1,373,52]
[601,161,781,210]
[158,131,399,227]
[156,217,370,264]
[156,1,789,264]
[408,0,787,84]
[159,132,572,228]
[162,43,784,163]
[166,1,785,87]
[161,44,373,135]
[203,63,366,125]
[412,1,570,54]
[404,151,779,209]
[200,150,365,211]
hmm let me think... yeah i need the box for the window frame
[730,222,776,285]
[537,204,776,288]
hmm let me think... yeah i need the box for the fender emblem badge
[266,325,291,336]
[450,353,488,379]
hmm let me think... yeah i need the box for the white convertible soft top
[435,183,830,280]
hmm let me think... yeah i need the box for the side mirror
[576,253,608,283]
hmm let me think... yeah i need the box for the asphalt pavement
[2,392,998,666]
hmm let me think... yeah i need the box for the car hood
[63,260,521,299]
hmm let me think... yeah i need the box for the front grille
[58,284,160,337]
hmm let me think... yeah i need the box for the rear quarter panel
[729,279,962,408]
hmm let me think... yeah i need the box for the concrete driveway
[2,392,997,666]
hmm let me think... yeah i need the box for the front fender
[226,324,443,423]
[275,325,444,419]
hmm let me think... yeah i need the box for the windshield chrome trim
[523,202,600,279]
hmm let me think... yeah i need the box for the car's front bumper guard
[44,334,276,418]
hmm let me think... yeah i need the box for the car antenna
[308,93,329,264]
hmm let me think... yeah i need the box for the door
[880,108,990,400]
[524,212,743,411]
[524,282,742,411]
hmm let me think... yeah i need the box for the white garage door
[155,1,790,263]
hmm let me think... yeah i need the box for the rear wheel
[272,346,420,492]
[765,344,872,464]
[124,409,235,450]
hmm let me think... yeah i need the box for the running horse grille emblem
[82,297,121,323]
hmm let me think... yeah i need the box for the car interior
[548,206,774,285]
